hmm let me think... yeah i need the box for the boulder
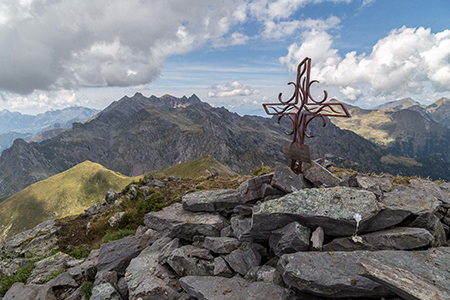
[144,203,228,241]
[158,238,180,265]
[94,271,118,286]
[232,205,253,217]
[220,226,234,238]
[409,213,447,247]
[278,247,450,298]
[180,276,292,300]
[362,187,441,233]
[410,179,450,204]
[3,282,56,300]
[261,184,285,200]
[203,237,242,254]
[323,227,434,251]
[230,216,253,242]
[213,257,233,278]
[46,272,78,289]
[224,248,261,276]
[310,227,324,251]
[302,161,342,187]
[125,237,181,300]
[167,245,214,277]
[148,179,166,188]
[182,189,243,213]
[238,174,274,202]
[96,234,155,279]
[269,222,310,256]
[108,212,125,228]
[244,265,283,285]
[356,174,393,193]
[251,187,381,239]
[105,189,120,204]
[271,163,310,193]
[28,253,73,284]
[357,258,450,300]
[91,283,123,300]
[67,249,99,281]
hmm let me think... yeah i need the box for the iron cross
[262,57,351,174]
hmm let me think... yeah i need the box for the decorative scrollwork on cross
[262,57,351,174]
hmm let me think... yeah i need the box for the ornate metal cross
[262,57,351,174]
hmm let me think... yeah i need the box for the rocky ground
[1,160,450,299]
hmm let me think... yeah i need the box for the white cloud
[213,32,250,48]
[280,26,450,101]
[0,0,247,95]
[3,90,90,110]
[208,81,261,97]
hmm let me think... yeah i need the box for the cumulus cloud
[280,26,450,101]
[208,81,261,97]
[0,0,247,95]
[213,32,250,48]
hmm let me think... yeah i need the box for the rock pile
[2,161,450,299]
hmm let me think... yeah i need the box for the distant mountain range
[0,93,449,198]
[0,107,99,153]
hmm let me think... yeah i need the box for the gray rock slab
[271,163,309,193]
[278,247,450,298]
[46,272,78,289]
[409,213,447,247]
[167,245,214,277]
[230,216,253,241]
[323,227,434,251]
[125,237,181,300]
[91,283,123,300]
[357,258,450,300]
[203,237,241,254]
[232,205,253,217]
[96,234,155,279]
[356,174,393,192]
[261,183,285,200]
[144,203,228,241]
[3,282,56,300]
[180,276,292,300]
[256,265,283,285]
[182,189,243,212]
[362,187,441,233]
[158,238,180,265]
[269,222,310,256]
[310,227,324,251]
[224,248,261,276]
[302,161,342,187]
[213,257,233,278]
[410,179,450,204]
[28,253,73,284]
[251,187,381,238]
[238,174,274,202]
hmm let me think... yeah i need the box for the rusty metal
[262,57,351,174]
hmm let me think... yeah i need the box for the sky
[0,0,449,116]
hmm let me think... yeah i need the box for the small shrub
[253,166,272,176]
[81,282,94,299]
[69,245,92,260]
[41,268,65,283]
[0,263,34,296]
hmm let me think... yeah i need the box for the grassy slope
[153,155,238,178]
[0,161,140,241]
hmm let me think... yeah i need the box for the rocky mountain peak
[374,97,421,111]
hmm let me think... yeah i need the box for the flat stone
[362,187,441,233]
[213,257,233,278]
[409,213,447,247]
[125,237,181,300]
[302,161,342,187]
[251,187,381,238]
[224,248,261,276]
[3,283,56,300]
[271,163,309,193]
[167,245,213,277]
[357,258,450,300]
[203,237,242,254]
[238,174,274,202]
[182,189,243,213]
[28,253,73,284]
[278,247,450,298]
[180,276,292,300]
[220,226,234,238]
[96,234,155,279]
[261,183,285,200]
[232,205,253,217]
[410,179,450,204]
[46,272,78,289]
[91,283,123,300]
[255,265,283,285]
[310,227,324,251]
[269,222,310,256]
[356,174,393,192]
[323,227,434,251]
[144,203,228,241]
